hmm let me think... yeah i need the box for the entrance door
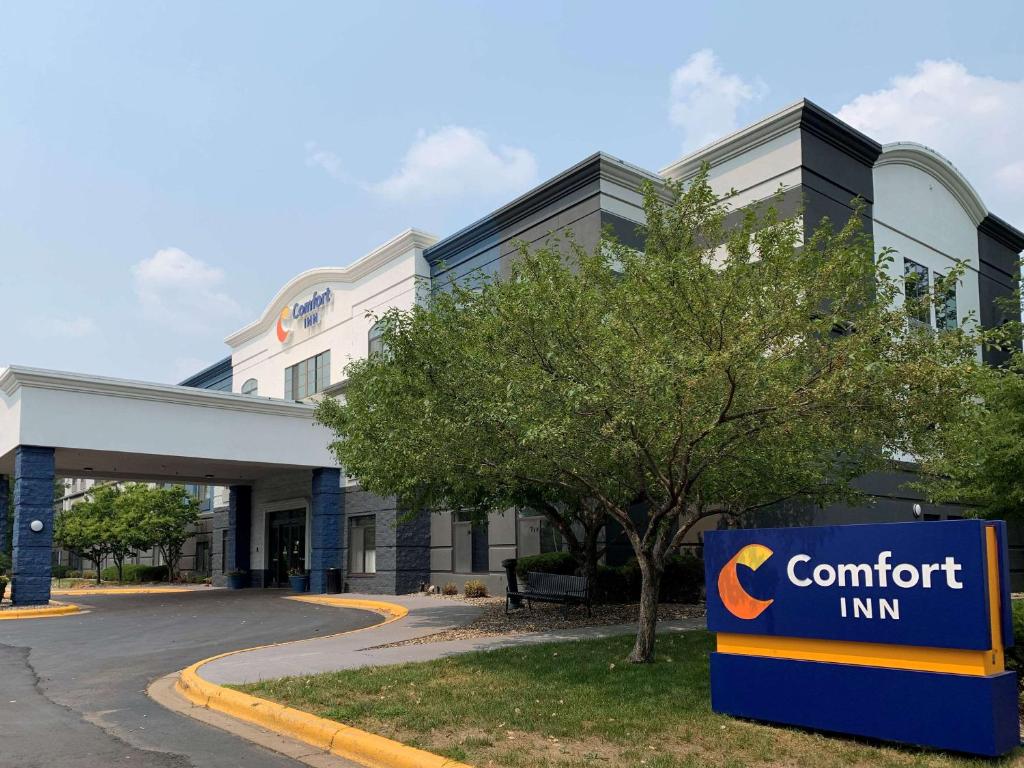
[267,510,306,587]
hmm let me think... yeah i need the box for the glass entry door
[268,510,306,586]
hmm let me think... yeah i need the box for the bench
[506,571,592,617]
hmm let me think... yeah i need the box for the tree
[54,490,115,584]
[917,351,1024,516]
[319,168,980,663]
[132,485,199,581]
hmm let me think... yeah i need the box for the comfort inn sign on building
[704,520,1018,756]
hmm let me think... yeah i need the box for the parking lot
[0,590,380,768]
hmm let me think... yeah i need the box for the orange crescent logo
[718,543,774,620]
[276,307,290,343]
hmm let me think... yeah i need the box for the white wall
[228,234,432,400]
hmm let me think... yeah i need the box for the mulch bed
[375,595,705,648]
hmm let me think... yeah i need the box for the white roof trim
[660,99,806,180]
[224,228,437,348]
[875,142,989,226]
[0,366,317,418]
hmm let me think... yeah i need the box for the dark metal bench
[506,571,592,617]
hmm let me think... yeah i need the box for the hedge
[514,551,705,604]
[515,552,577,579]
[99,563,169,583]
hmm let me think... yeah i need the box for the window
[517,510,567,558]
[241,378,258,396]
[934,272,958,330]
[284,350,331,400]
[221,529,228,573]
[368,321,386,357]
[348,515,376,574]
[903,259,930,325]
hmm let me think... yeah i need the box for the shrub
[51,564,72,579]
[515,552,577,579]
[80,570,97,580]
[594,554,705,605]
[0,575,8,602]
[442,581,459,596]
[463,579,488,598]
[100,564,169,583]
[1007,600,1024,675]
[0,552,10,575]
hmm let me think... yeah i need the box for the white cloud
[837,60,1024,224]
[369,126,538,201]
[38,315,97,339]
[131,247,244,333]
[669,49,765,151]
[305,141,345,179]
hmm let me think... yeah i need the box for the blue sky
[3,1,1023,383]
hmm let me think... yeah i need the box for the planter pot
[289,574,309,593]
[227,573,249,590]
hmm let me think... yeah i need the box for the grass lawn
[236,631,1022,768]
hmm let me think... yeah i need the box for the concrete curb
[0,601,80,620]
[172,596,471,768]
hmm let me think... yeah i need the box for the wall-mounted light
[912,503,922,518]
[30,520,44,532]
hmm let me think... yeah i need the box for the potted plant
[226,569,249,590]
[288,568,308,593]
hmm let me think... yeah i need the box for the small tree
[134,485,199,581]
[54,494,112,583]
[319,169,980,663]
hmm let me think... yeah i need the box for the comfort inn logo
[718,543,774,620]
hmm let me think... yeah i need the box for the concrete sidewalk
[199,594,706,684]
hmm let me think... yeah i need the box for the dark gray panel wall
[341,487,430,594]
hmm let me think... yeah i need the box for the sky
[2,1,1023,383]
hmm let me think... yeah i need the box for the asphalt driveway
[0,589,381,768]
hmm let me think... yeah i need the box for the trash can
[326,567,342,594]
[501,558,521,607]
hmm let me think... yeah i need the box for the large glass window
[934,272,958,330]
[284,350,331,400]
[903,258,930,326]
[348,515,376,574]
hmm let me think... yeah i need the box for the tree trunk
[93,558,102,584]
[628,553,660,663]
[114,554,124,583]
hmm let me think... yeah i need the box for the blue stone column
[0,475,9,557]
[11,446,56,606]
[309,468,342,593]
[227,485,251,584]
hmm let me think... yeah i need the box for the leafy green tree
[132,485,199,581]
[319,169,980,663]
[917,351,1024,516]
[54,492,114,584]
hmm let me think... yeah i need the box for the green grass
[236,631,1022,768]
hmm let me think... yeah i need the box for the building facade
[35,99,1024,599]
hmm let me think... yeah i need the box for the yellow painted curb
[0,602,80,620]
[51,587,193,596]
[175,596,470,768]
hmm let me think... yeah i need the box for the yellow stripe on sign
[985,524,1005,671]
[716,633,998,676]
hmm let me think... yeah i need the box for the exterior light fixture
[912,503,922,518]
[30,520,44,532]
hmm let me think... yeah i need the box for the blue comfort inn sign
[704,520,1019,756]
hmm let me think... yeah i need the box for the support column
[11,446,55,606]
[227,485,251,584]
[309,467,342,594]
[0,475,9,557]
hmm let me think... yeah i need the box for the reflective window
[934,272,958,330]
[284,350,331,400]
[348,515,376,574]
[368,321,386,357]
[903,259,930,326]
[241,378,258,396]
